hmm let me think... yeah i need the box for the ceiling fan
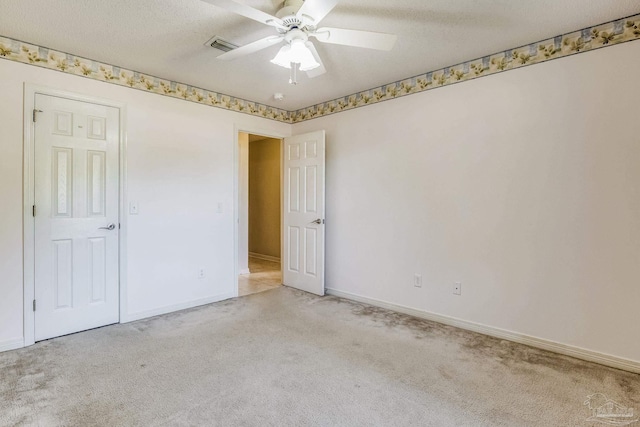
[202,0,398,84]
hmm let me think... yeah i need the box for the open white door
[283,130,325,296]
[33,94,120,341]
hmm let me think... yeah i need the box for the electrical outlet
[453,282,462,295]
[414,274,422,288]
[216,202,223,214]
[198,268,206,279]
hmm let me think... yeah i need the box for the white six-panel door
[34,94,120,341]
[283,131,326,296]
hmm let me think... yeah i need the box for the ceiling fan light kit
[271,38,320,84]
[203,0,397,84]
[270,29,320,85]
[271,40,319,71]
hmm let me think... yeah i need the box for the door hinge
[33,299,36,312]
[32,205,36,217]
[33,109,43,123]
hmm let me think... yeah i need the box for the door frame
[22,84,128,346]
[233,125,287,297]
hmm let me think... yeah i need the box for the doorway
[236,129,326,297]
[238,132,283,296]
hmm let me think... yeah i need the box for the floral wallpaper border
[1,12,639,124]
[291,13,640,123]
[0,36,291,123]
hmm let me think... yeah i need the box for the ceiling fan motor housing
[276,0,308,29]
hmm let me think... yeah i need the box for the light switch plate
[129,202,139,215]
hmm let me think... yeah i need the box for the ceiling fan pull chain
[289,62,299,85]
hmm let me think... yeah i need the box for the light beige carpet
[1,287,638,426]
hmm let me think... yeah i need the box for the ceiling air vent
[205,36,239,53]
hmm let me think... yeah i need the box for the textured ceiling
[1,0,639,110]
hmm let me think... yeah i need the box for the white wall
[293,42,640,363]
[0,59,289,347]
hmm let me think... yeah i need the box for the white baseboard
[122,292,236,323]
[249,252,280,263]
[326,288,640,374]
[239,268,251,275]
[0,338,24,353]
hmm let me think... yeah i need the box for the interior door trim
[22,84,128,347]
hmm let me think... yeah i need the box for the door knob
[99,223,116,230]
[309,219,323,225]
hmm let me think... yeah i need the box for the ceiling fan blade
[296,0,338,25]
[216,36,284,61]
[312,27,397,51]
[305,42,326,78]
[201,0,284,28]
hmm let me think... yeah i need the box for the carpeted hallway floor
[1,287,638,426]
